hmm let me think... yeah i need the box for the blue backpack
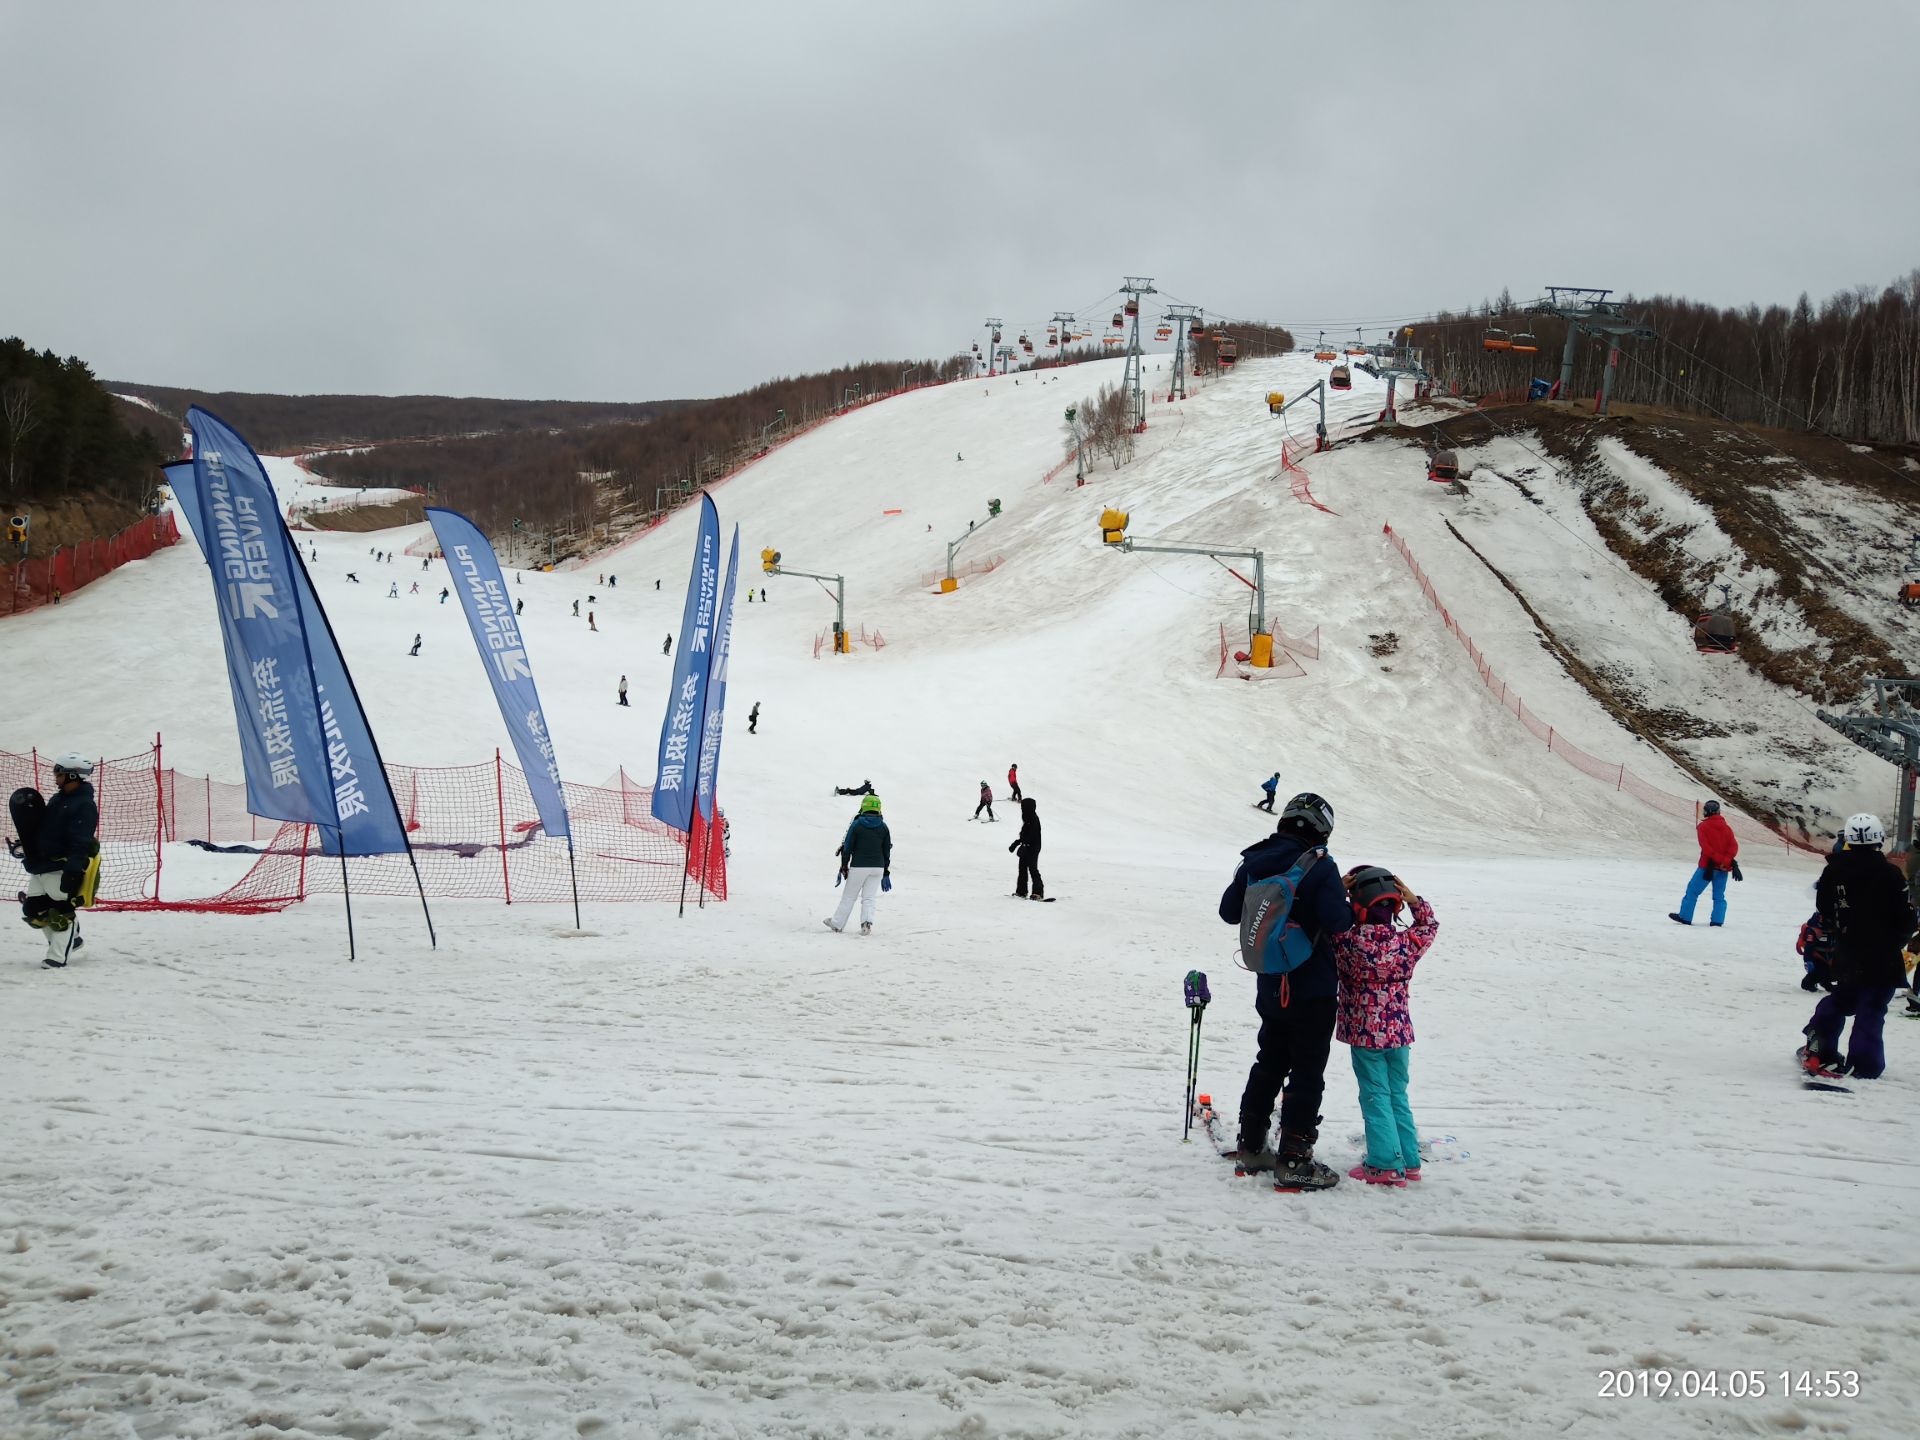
[1237,846,1327,974]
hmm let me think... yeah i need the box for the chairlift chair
[1314,348,1338,362]
[1510,331,1540,354]
[1330,363,1352,391]
[1483,327,1513,353]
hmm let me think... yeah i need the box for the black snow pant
[1008,782,1023,801]
[1237,981,1336,1153]
[974,799,993,820]
[1014,844,1043,898]
[1257,792,1276,812]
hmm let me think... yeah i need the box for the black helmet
[1279,792,1334,840]
[1702,799,1721,816]
[1344,865,1403,921]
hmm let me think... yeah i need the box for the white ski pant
[831,867,883,929]
[24,872,80,965]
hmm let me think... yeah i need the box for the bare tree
[2,377,41,493]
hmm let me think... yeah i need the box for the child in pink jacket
[1334,866,1439,1187]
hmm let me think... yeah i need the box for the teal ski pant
[1350,1045,1420,1172]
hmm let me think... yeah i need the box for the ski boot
[1797,1035,1846,1079]
[1225,1135,1275,1175]
[859,921,872,935]
[1348,1163,1407,1188]
[1273,1130,1339,1192]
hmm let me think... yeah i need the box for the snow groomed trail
[2,357,1914,1439]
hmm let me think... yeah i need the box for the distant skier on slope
[1006,763,1022,801]
[972,780,994,822]
[1257,772,1280,812]
[10,754,99,970]
[588,611,597,632]
[834,778,875,797]
[748,701,760,734]
[1799,813,1917,1079]
[387,582,399,598]
[1009,797,1043,899]
[439,587,450,605]
[409,634,421,656]
[1219,793,1353,1191]
[515,598,523,615]
[617,675,628,706]
[826,794,891,936]
[1670,799,1740,926]
[663,633,672,656]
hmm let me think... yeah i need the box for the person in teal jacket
[826,794,892,935]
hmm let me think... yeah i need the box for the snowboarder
[957,452,963,461]
[598,574,604,585]
[656,579,661,590]
[1335,866,1440,1186]
[748,701,760,734]
[609,575,616,588]
[515,598,524,616]
[1009,797,1043,899]
[1007,763,1022,801]
[973,781,994,822]
[1670,799,1740,926]
[1799,813,1918,1079]
[1219,793,1353,1190]
[345,572,360,583]
[387,582,399,598]
[834,779,875,797]
[439,587,450,605]
[662,633,672,656]
[618,675,629,706]
[1257,772,1280,812]
[826,794,891,935]
[409,634,421,657]
[10,754,99,969]
[574,600,582,617]
[588,611,597,632]
[759,588,766,603]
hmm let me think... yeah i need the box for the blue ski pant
[1807,984,1897,1079]
[1350,1045,1420,1172]
[1678,866,1728,925]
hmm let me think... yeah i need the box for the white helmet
[51,753,94,779]
[1842,812,1885,848]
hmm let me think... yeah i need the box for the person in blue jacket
[1220,792,1353,1190]
[1257,772,1280,812]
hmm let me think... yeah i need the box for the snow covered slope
[3,357,1914,1440]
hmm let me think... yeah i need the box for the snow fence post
[153,732,164,904]
[496,748,511,905]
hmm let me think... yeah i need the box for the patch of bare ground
[301,496,427,532]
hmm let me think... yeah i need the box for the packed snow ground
[3,357,1916,1439]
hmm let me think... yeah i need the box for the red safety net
[1380,524,1823,853]
[1280,435,1338,515]
[920,555,1003,589]
[0,513,180,618]
[1,742,727,913]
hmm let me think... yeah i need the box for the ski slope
[3,357,1915,1440]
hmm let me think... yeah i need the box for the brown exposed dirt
[301,496,428,532]
[6,491,150,552]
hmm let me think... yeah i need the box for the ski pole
[1183,969,1210,1140]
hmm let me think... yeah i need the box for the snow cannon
[1266,392,1285,416]
[1099,509,1129,546]
[761,548,782,574]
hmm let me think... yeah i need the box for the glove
[834,870,844,887]
[1730,861,1743,882]
[881,872,892,893]
[1008,841,1018,853]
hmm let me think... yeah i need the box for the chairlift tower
[1163,305,1202,401]
[1531,287,1656,417]
[1119,277,1157,429]
[1051,311,1077,360]
[983,318,1003,377]
[1353,328,1430,423]
[1817,678,1920,850]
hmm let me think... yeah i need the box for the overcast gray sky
[4,0,1916,402]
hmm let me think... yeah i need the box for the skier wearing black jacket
[1009,797,1042,899]
[11,754,100,969]
[1219,792,1353,1189]
[1800,812,1919,1079]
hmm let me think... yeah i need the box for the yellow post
[836,629,851,654]
[939,576,958,594]
[1249,632,1275,668]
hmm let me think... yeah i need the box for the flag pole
[566,838,582,930]
[404,849,438,947]
[337,837,356,962]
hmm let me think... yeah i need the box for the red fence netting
[1379,524,1821,853]
[0,513,180,618]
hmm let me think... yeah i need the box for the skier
[1008,797,1043,899]
[957,452,963,461]
[410,582,420,594]
[1797,909,1837,992]
[1007,763,1022,801]
[1219,793,1353,1190]
[1335,866,1440,1186]
[748,701,760,734]
[747,591,754,604]
[826,794,891,935]
[1257,772,1280,812]
[439,587,450,605]
[609,575,616,588]
[662,633,672,656]
[759,588,766,603]
[1799,813,1918,1079]
[515,598,524,616]
[422,558,430,570]
[409,634,422,657]
[345,572,360,583]
[10,754,99,969]
[834,778,875,797]
[387,582,399,598]
[574,600,581,617]
[972,780,994,822]
[588,611,597,632]
[598,574,604,585]
[618,675,629,706]
[1670,799,1740,926]
[656,579,661,591]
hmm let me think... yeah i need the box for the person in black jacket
[1800,812,1919,1078]
[1009,797,1042,898]
[826,795,892,935]
[1219,792,1354,1189]
[12,754,100,969]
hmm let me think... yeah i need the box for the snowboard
[9,786,44,851]
[1010,894,1057,902]
[1795,1047,1851,1093]
[1347,1131,1470,1163]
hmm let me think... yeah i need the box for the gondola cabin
[1124,298,1139,318]
[1427,449,1459,483]
[1111,312,1124,329]
[991,329,1002,344]
[1047,330,1058,345]
[1483,327,1513,352]
[1155,326,1171,340]
[1190,322,1209,340]
[1694,609,1740,654]
[1218,338,1238,367]
[1330,363,1352,391]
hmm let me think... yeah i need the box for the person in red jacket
[1670,799,1740,926]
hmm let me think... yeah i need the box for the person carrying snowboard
[1799,813,1918,1079]
[10,754,100,969]
[1007,763,1022,801]
[1219,793,1353,1190]
[748,702,760,734]
[1670,798,1739,926]
[834,778,875,797]
[1257,772,1280,812]
[973,780,994,822]
[1335,866,1439,1186]
[1009,797,1043,898]
[826,794,891,935]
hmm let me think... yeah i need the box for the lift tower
[1530,288,1656,417]
[983,317,1003,377]
[1119,277,1156,429]
[1163,305,1202,401]
[1818,678,1920,851]
[1353,328,1431,424]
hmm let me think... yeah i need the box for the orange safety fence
[0,513,181,618]
[1379,525,1823,853]
[1280,435,1337,515]
[813,624,886,657]
[921,554,1003,589]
